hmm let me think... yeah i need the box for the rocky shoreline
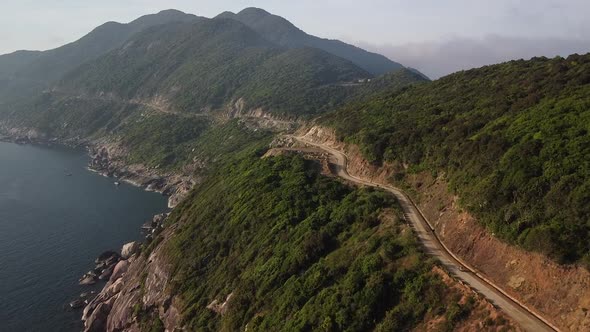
[87,144,194,208]
[74,212,172,331]
[0,125,195,208]
[0,126,189,331]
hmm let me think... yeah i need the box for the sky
[1,0,589,78]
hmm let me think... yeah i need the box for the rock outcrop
[82,217,181,331]
[88,143,196,208]
[121,242,140,259]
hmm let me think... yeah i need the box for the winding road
[292,135,559,332]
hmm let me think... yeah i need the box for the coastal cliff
[88,143,196,208]
[82,222,181,331]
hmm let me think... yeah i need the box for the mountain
[55,18,369,117]
[0,50,42,78]
[0,9,426,172]
[323,53,590,266]
[217,8,411,76]
[1,15,391,170]
[0,10,201,85]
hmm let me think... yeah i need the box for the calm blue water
[0,142,168,331]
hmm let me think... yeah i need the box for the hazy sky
[2,0,589,78]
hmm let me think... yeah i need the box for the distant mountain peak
[129,9,200,28]
[218,7,409,76]
[157,9,187,15]
[238,7,272,17]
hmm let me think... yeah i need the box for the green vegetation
[117,117,273,171]
[0,13,422,175]
[165,153,472,331]
[217,7,410,76]
[116,113,211,168]
[0,10,199,85]
[323,53,590,265]
[57,18,370,118]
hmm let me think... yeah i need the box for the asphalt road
[292,136,559,332]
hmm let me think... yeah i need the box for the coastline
[0,126,194,209]
[0,126,191,330]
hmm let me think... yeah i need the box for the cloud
[361,36,590,79]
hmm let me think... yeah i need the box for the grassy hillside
[323,53,590,266]
[163,152,482,331]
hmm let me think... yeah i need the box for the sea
[0,141,168,331]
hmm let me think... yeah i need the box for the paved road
[292,136,558,332]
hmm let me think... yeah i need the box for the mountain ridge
[216,7,416,77]
[0,10,202,85]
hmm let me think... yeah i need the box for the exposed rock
[121,241,140,259]
[98,266,114,280]
[88,143,197,208]
[70,299,85,309]
[508,275,526,289]
[109,260,130,282]
[85,302,112,332]
[82,228,182,331]
[79,274,97,286]
[207,293,234,315]
[104,278,125,298]
[95,251,120,265]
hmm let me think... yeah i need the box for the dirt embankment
[415,266,523,332]
[298,125,590,332]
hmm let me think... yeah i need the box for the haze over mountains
[0,7,425,168]
[0,8,423,120]
[1,5,590,332]
[364,35,590,79]
[217,8,404,76]
[0,8,413,84]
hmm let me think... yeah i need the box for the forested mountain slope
[323,53,590,265]
[217,7,411,76]
[0,50,42,78]
[0,10,200,105]
[0,10,201,84]
[0,9,426,177]
[158,152,513,331]
[0,16,374,168]
[54,18,370,117]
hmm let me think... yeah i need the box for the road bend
[292,136,559,332]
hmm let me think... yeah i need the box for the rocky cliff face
[82,223,182,332]
[297,125,590,332]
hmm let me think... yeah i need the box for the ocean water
[0,142,168,331]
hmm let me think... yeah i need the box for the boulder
[109,260,130,282]
[70,299,85,309]
[85,302,111,332]
[121,242,140,259]
[95,251,120,264]
[79,274,97,286]
[98,266,114,280]
[104,255,120,267]
[104,278,124,298]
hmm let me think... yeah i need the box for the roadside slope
[291,132,557,332]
